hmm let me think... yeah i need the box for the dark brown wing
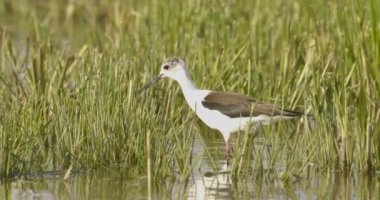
[201,91,302,118]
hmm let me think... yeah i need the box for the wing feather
[201,92,302,118]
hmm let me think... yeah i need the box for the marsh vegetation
[0,0,379,199]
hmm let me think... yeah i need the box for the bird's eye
[163,65,170,70]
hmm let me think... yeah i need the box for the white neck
[174,72,199,111]
[178,77,196,91]
[172,69,197,91]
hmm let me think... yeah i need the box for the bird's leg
[225,141,232,165]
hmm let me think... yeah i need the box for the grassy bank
[0,0,379,180]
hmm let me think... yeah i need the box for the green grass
[0,0,379,181]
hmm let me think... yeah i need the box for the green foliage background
[0,0,379,179]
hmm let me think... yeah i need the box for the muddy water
[1,137,379,200]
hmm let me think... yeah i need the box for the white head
[137,57,192,92]
[158,57,190,82]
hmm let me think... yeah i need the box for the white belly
[183,90,249,140]
[182,89,290,141]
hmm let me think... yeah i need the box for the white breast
[182,90,257,141]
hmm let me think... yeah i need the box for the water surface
[1,136,379,199]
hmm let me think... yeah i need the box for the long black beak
[137,74,163,93]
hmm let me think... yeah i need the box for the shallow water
[1,137,379,200]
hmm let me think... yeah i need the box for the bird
[138,57,305,162]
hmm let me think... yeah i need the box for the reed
[0,0,379,181]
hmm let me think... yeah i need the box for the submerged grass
[0,0,379,181]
